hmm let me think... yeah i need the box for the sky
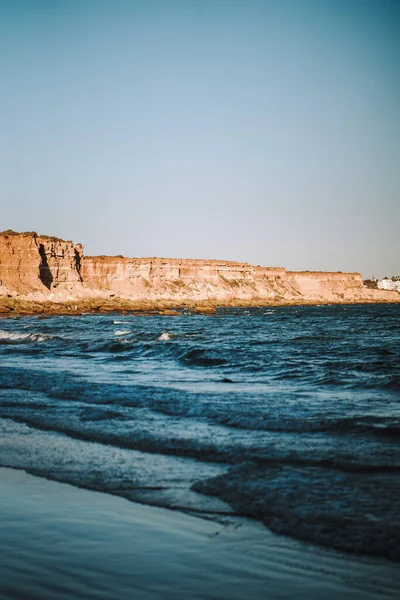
[0,0,399,277]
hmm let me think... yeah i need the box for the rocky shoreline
[0,230,398,315]
[1,295,399,317]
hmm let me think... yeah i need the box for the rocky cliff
[80,257,370,304]
[0,231,82,297]
[0,231,398,310]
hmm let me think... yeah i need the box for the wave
[178,348,226,367]
[80,338,229,368]
[1,406,399,473]
[158,332,171,341]
[0,329,50,343]
[81,339,135,353]
[214,413,400,438]
[192,462,400,562]
[0,413,232,464]
[1,366,399,443]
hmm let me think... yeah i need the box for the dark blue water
[0,305,399,561]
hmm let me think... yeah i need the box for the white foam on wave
[264,310,275,315]
[158,332,171,341]
[113,320,125,324]
[0,329,48,342]
[114,330,131,336]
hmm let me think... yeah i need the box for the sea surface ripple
[0,304,399,561]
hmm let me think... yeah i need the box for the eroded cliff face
[80,257,290,302]
[80,256,372,303]
[285,271,365,302]
[0,231,398,306]
[0,231,83,296]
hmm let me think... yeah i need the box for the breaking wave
[158,332,171,341]
[0,329,50,343]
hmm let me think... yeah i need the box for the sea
[0,304,399,562]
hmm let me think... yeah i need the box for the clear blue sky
[1,0,399,277]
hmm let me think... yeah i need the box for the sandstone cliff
[81,256,371,304]
[0,231,82,297]
[0,231,398,311]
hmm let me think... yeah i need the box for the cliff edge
[0,231,398,312]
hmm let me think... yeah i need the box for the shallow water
[3,468,399,600]
[0,304,399,560]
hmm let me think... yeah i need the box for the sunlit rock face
[285,271,365,302]
[0,231,83,296]
[80,257,289,301]
[0,230,397,305]
[80,257,368,303]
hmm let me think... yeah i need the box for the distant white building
[377,278,400,292]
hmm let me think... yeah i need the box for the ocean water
[0,304,399,562]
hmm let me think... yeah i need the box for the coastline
[1,467,399,600]
[1,294,399,316]
[1,231,398,315]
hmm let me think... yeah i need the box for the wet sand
[0,468,399,600]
